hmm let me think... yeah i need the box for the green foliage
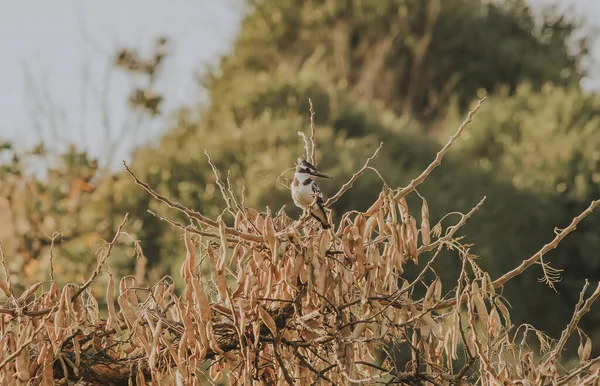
[444,85,600,323]
[205,0,588,121]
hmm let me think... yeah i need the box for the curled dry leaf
[258,306,278,338]
[421,197,431,246]
[5,105,600,385]
[181,230,196,281]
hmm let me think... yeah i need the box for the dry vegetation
[1,98,600,385]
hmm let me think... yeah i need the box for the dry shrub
[1,98,600,385]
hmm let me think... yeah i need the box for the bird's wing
[311,180,325,204]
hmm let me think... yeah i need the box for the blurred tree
[203,0,589,123]
[445,84,600,336]
[111,0,594,337]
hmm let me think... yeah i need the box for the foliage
[1,112,599,385]
[0,144,103,285]
[444,85,600,327]
[205,0,588,121]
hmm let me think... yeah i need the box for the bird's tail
[310,204,331,230]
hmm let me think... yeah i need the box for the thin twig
[146,210,240,243]
[71,213,129,301]
[394,97,485,202]
[493,199,600,288]
[123,161,264,243]
[545,280,600,365]
[274,343,295,385]
[325,142,383,207]
[309,98,317,166]
[205,150,236,216]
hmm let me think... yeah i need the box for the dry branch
[325,142,383,207]
[309,98,317,166]
[493,199,600,288]
[2,101,600,386]
[71,213,129,301]
[394,97,485,202]
[123,161,264,243]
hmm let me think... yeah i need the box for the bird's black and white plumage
[291,158,332,229]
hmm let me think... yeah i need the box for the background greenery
[2,0,599,352]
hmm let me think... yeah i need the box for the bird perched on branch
[291,158,332,229]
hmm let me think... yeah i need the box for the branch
[417,196,486,256]
[123,161,264,243]
[0,305,57,371]
[556,357,600,385]
[309,98,317,166]
[71,214,129,301]
[493,199,600,288]
[545,280,600,365]
[325,142,383,207]
[394,97,485,202]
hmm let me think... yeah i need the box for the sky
[0,0,598,167]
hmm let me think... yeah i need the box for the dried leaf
[364,192,384,216]
[578,330,592,362]
[421,197,431,246]
[192,277,211,324]
[258,306,278,337]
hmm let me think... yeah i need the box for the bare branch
[394,97,486,202]
[71,213,129,301]
[123,161,264,243]
[493,199,600,288]
[309,98,317,166]
[325,142,383,207]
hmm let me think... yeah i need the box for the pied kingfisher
[291,158,332,229]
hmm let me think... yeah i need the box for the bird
[291,158,332,229]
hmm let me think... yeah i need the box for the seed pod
[421,198,431,246]
[397,196,409,223]
[180,231,195,281]
[17,280,44,305]
[192,277,211,324]
[364,191,384,216]
[106,273,120,332]
[234,210,244,230]
[405,216,418,263]
[258,306,277,338]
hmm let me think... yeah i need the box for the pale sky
[0,0,598,167]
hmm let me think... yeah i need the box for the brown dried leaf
[421,197,431,246]
[258,306,278,337]
[578,330,592,362]
[180,230,195,281]
[364,192,384,216]
[192,277,211,324]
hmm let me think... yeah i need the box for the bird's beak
[310,170,332,179]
